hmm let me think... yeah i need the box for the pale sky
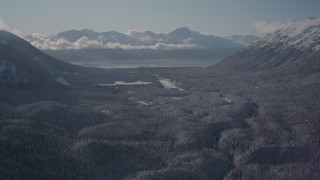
[1,0,320,36]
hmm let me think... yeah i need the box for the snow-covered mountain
[250,18,320,51]
[24,27,246,50]
[213,18,320,73]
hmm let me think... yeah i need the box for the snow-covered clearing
[158,77,184,91]
[136,101,150,106]
[98,81,151,86]
[164,96,183,100]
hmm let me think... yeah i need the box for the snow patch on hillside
[55,77,71,86]
[167,97,183,100]
[136,101,150,106]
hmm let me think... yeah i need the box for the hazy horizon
[1,0,320,36]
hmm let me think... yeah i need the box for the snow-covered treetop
[251,18,320,51]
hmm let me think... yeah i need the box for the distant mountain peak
[80,29,95,32]
[168,27,198,36]
[56,29,100,42]
[174,27,192,32]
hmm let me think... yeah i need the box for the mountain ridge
[24,27,258,50]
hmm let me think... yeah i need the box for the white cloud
[253,21,290,34]
[124,29,155,42]
[103,42,200,50]
[149,42,200,50]
[73,36,105,49]
[0,18,22,37]
[29,36,202,50]
[28,33,47,40]
[43,38,72,50]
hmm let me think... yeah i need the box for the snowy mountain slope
[212,18,320,73]
[251,18,320,51]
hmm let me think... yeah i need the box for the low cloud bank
[0,17,203,50]
[29,36,201,50]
